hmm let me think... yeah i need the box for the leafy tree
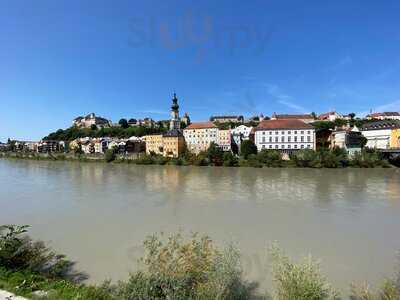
[207,142,224,166]
[105,147,117,162]
[349,112,356,120]
[240,140,257,159]
[119,118,129,129]
[90,124,97,130]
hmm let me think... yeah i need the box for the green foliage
[0,225,86,282]
[240,140,258,159]
[105,147,117,163]
[292,149,320,167]
[350,149,391,168]
[44,125,166,142]
[207,142,224,166]
[116,232,256,300]
[119,119,129,129]
[257,150,283,167]
[350,279,399,300]
[269,244,340,300]
[222,152,239,167]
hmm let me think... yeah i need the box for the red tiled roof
[185,121,217,129]
[318,112,336,119]
[272,113,314,120]
[256,119,314,130]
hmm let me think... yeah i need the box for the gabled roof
[362,120,400,130]
[163,129,183,137]
[185,121,217,129]
[318,111,339,119]
[367,112,400,118]
[256,119,314,130]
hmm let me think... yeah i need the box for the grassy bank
[0,146,397,168]
[1,225,399,299]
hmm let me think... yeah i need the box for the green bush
[292,149,319,167]
[116,233,256,300]
[268,244,340,300]
[222,152,239,167]
[0,225,86,282]
[257,150,282,167]
[105,148,117,163]
[240,140,258,159]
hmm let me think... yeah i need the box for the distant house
[255,119,316,153]
[37,141,65,153]
[72,113,111,128]
[331,126,363,156]
[0,142,9,151]
[210,115,244,123]
[271,113,315,124]
[366,112,400,120]
[318,111,343,122]
[361,120,400,149]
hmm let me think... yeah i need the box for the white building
[361,121,400,149]
[231,125,254,151]
[73,113,111,128]
[183,122,218,154]
[255,119,316,153]
[331,126,363,156]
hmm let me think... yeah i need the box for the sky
[1,0,400,141]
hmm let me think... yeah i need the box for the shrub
[116,232,256,300]
[134,155,155,165]
[207,142,224,166]
[257,150,282,167]
[0,225,86,282]
[105,148,117,163]
[292,149,319,168]
[222,152,239,167]
[268,244,339,300]
[240,140,257,159]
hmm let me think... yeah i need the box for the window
[281,131,285,134]
[294,131,297,134]
[301,145,304,149]
[288,145,291,149]
[275,137,278,142]
[294,136,297,142]
[262,137,265,143]
[269,145,272,149]
[307,136,311,142]
[301,136,304,142]
[269,137,272,142]
[307,145,311,148]
[288,136,291,142]
[263,131,265,135]
[275,145,278,149]
[275,131,278,135]
[307,131,311,134]
[288,131,291,134]
[294,145,298,149]
[281,136,285,142]
[262,145,265,149]
[301,131,304,134]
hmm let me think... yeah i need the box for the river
[1,159,399,295]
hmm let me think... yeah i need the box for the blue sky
[1,0,400,141]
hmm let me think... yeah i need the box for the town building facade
[361,120,400,149]
[366,112,400,120]
[330,126,363,156]
[255,119,316,153]
[318,111,343,122]
[183,122,218,154]
[217,129,231,152]
[209,115,244,123]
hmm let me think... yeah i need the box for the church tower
[170,93,181,130]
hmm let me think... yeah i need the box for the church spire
[170,92,180,130]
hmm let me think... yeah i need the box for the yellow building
[390,128,400,148]
[145,134,164,155]
[162,130,186,157]
[144,130,185,157]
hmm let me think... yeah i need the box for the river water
[1,159,399,295]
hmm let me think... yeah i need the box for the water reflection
[1,159,400,294]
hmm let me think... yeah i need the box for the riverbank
[0,149,397,168]
[1,225,399,300]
